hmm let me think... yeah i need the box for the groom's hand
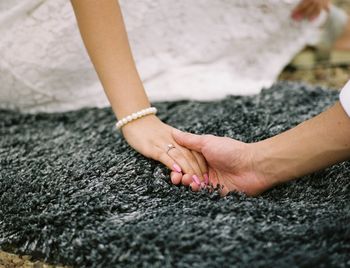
[172,130,270,196]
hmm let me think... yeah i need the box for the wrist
[252,139,297,187]
[121,114,160,133]
[115,101,151,120]
[116,107,157,129]
[252,109,350,187]
[248,102,350,191]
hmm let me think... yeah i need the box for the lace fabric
[0,0,321,113]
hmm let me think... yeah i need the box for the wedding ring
[166,144,176,154]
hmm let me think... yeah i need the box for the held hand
[122,115,208,186]
[172,130,272,196]
[291,0,330,21]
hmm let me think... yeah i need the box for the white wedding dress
[0,0,325,113]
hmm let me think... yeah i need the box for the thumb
[172,129,205,152]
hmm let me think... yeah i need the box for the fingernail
[204,173,209,185]
[192,175,201,185]
[173,163,182,173]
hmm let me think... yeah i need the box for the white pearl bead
[115,107,157,130]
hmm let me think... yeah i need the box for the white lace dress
[0,0,323,113]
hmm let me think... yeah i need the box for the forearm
[70,0,150,119]
[255,102,350,185]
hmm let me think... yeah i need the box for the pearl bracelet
[115,107,157,129]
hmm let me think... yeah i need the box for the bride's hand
[121,114,208,187]
[292,0,330,21]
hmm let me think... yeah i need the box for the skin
[70,0,349,191]
[291,0,330,21]
[334,19,350,51]
[70,0,208,185]
[173,102,350,196]
[292,0,350,51]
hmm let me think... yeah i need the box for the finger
[292,0,308,17]
[167,147,195,176]
[213,171,229,196]
[190,181,201,192]
[177,147,204,180]
[170,171,182,185]
[309,11,321,21]
[172,129,205,153]
[192,151,208,175]
[191,151,209,184]
[220,185,230,197]
[308,6,321,21]
[181,173,193,186]
[323,0,330,12]
[158,151,183,174]
[292,0,316,19]
[301,3,319,20]
[209,169,219,189]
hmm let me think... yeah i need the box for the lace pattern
[0,0,321,113]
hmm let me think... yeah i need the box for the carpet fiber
[0,82,349,268]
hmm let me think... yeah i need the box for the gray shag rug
[0,82,350,268]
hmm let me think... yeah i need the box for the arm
[173,91,350,196]
[255,101,350,186]
[70,0,208,185]
[70,0,148,119]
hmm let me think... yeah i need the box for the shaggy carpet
[0,82,349,268]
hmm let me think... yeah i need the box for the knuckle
[184,150,197,163]
[172,149,183,159]
[153,148,163,160]
[168,150,181,162]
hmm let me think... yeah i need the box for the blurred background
[280,0,350,89]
